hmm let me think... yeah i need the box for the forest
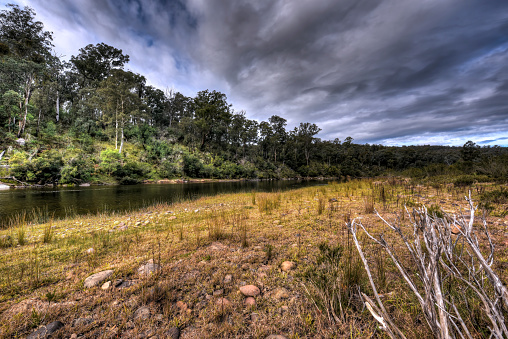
[1,4,507,186]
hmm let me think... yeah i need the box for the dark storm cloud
[12,0,508,145]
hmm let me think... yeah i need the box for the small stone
[27,321,64,339]
[281,261,296,272]
[213,289,224,296]
[451,225,462,235]
[138,260,160,276]
[84,270,114,288]
[176,301,188,312]
[216,298,232,308]
[271,287,290,300]
[70,334,78,339]
[155,313,163,321]
[244,297,256,306]
[224,274,233,284]
[169,216,177,220]
[266,335,288,339]
[239,285,260,297]
[241,263,250,270]
[86,247,95,254]
[72,318,92,327]
[134,306,150,321]
[166,327,180,339]
[101,281,111,290]
[250,312,260,321]
[280,305,289,312]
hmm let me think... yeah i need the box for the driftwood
[348,193,508,339]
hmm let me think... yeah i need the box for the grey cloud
[13,0,508,145]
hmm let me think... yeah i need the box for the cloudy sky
[2,0,508,146]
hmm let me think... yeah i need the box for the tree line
[0,4,506,185]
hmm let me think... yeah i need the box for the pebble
[84,270,114,288]
[101,281,111,290]
[176,301,188,312]
[216,298,232,308]
[250,312,260,321]
[281,261,296,272]
[138,259,160,276]
[27,321,64,339]
[134,306,150,321]
[266,336,288,339]
[244,297,256,306]
[213,289,224,296]
[240,285,260,297]
[271,287,290,300]
[86,247,95,254]
[224,274,233,284]
[166,327,180,339]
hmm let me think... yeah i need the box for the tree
[0,4,53,62]
[0,4,54,137]
[193,90,232,152]
[97,69,147,153]
[295,122,321,166]
[461,140,480,162]
[71,43,129,86]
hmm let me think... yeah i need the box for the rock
[166,327,181,339]
[86,247,95,254]
[281,261,296,272]
[224,274,233,284]
[138,259,160,276]
[239,285,260,297]
[101,281,111,290]
[451,225,462,235]
[84,270,114,288]
[116,279,137,289]
[176,301,188,312]
[213,289,224,296]
[266,336,288,339]
[27,321,64,339]
[250,312,260,321]
[216,298,232,308]
[280,305,289,312]
[72,318,93,327]
[168,216,177,220]
[70,334,78,339]
[15,138,25,146]
[244,297,256,306]
[271,287,290,300]
[134,306,150,321]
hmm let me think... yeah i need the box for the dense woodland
[0,4,507,186]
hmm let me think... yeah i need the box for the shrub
[99,149,122,175]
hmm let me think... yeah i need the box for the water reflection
[0,180,323,225]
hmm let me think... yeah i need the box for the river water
[0,180,324,226]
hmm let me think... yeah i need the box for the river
[0,180,324,226]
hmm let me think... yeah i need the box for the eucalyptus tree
[70,43,129,87]
[0,3,54,137]
[97,69,147,153]
[192,90,232,152]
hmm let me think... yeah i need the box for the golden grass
[0,179,506,338]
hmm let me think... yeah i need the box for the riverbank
[0,179,507,338]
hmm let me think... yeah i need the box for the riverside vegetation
[1,4,508,187]
[0,178,507,338]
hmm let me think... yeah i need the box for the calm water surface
[0,180,323,225]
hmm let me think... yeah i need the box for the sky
[2,0,508,146]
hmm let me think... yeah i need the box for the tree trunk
[36,108,42,137]
[55,90,60,122]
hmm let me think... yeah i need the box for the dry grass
[0,179,507,338]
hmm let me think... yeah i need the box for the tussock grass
[0,179,506,338]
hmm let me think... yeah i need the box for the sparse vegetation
[0,179,506,338]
